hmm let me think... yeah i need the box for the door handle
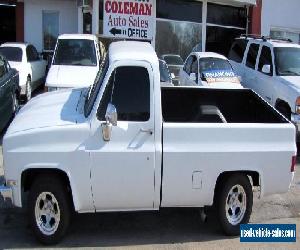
[140,128,153,135]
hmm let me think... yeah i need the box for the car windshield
[159,60,172,83]
[53,39,97,66]
[0,47,23,62]
[274,47,300,76]
[199,57,233,75]
[84,56,109,117]
[163,55,183,65]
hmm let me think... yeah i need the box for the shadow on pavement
[0,208,232,248]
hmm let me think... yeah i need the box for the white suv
[229,36,300,139]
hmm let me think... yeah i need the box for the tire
[216,174,253,236]
[28,175,71,245]
[25,77,32,102]
[12,92,19,115]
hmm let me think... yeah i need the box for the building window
[206,26,244,56]
[156,0,202,60]
[43,11,59,51]
[206,3,247,56]
[157,0,202,23]
[207,3,247,28]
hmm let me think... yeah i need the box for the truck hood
[279,76,300,90]
[6,88,87,135]
[46,65,98,88]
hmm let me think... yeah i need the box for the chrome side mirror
[102,103,117,142]
[105,103,117,126]
[262,64,271,75]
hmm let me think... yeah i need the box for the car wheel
[216,174,253,236]
[26,77,32,101]
[28,175,71,245]
[12,92,19,115]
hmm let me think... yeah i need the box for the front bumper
[291,113,300,141]
[0,184,13,207]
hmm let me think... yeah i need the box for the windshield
[0,47,23,62]
[159,60,172,83]
[274,47,300,76]
[163,55,184,65]
[84,56,109,117]
[199,57,233,75]
[53,39,97,66]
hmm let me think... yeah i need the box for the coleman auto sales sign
[103,0,154,40]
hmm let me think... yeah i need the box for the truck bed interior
[161,87,289,124]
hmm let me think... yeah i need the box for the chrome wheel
[26,78,32,101]
[12,92,19,114]
[225,184,247,226]
[35,192,61,236]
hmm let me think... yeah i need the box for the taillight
[291,156,297,172]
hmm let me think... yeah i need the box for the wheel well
[275,99,291,113]
[21,168,72,198]
[213,171,259,204]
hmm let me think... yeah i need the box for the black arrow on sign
[110,28,122,36]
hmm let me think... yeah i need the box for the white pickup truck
[0,41,297,244]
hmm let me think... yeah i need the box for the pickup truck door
[26,45,45,88]
[89,63,156,211]
[255,45,275,104]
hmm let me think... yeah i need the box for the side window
[246,43,260,69]
[190,56,198,82]
[98,66,150,122]
[191,56,198,74]
[0,58,7,78]
[228,40,248,63]
[258,46,273,75]
[31,46,39,61]
[184,56,193,74]
[27,46,38,62]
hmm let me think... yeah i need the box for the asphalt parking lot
[0,133,300,249]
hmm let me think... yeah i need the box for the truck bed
[160,87,295,208]
[161,87,288,124]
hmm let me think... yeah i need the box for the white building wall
[24,0,78,52]
[262,0,300,36]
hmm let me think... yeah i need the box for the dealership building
[1,0,297,60]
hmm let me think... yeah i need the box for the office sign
[103,0,154,40]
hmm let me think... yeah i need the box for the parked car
[46,34,105,91]
[161,54,184,85]
[1,41,296,244]
[159,59,174,86]
[180,52,242,89]
[0,55,19,132]
[229,36,300,140]
[0,43,47,101]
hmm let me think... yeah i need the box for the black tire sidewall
[217,174,253,236]
[28,176,71,245]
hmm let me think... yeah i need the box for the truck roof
[58,34,97,41]
[0,42,29,49]
[109,41,158,65]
